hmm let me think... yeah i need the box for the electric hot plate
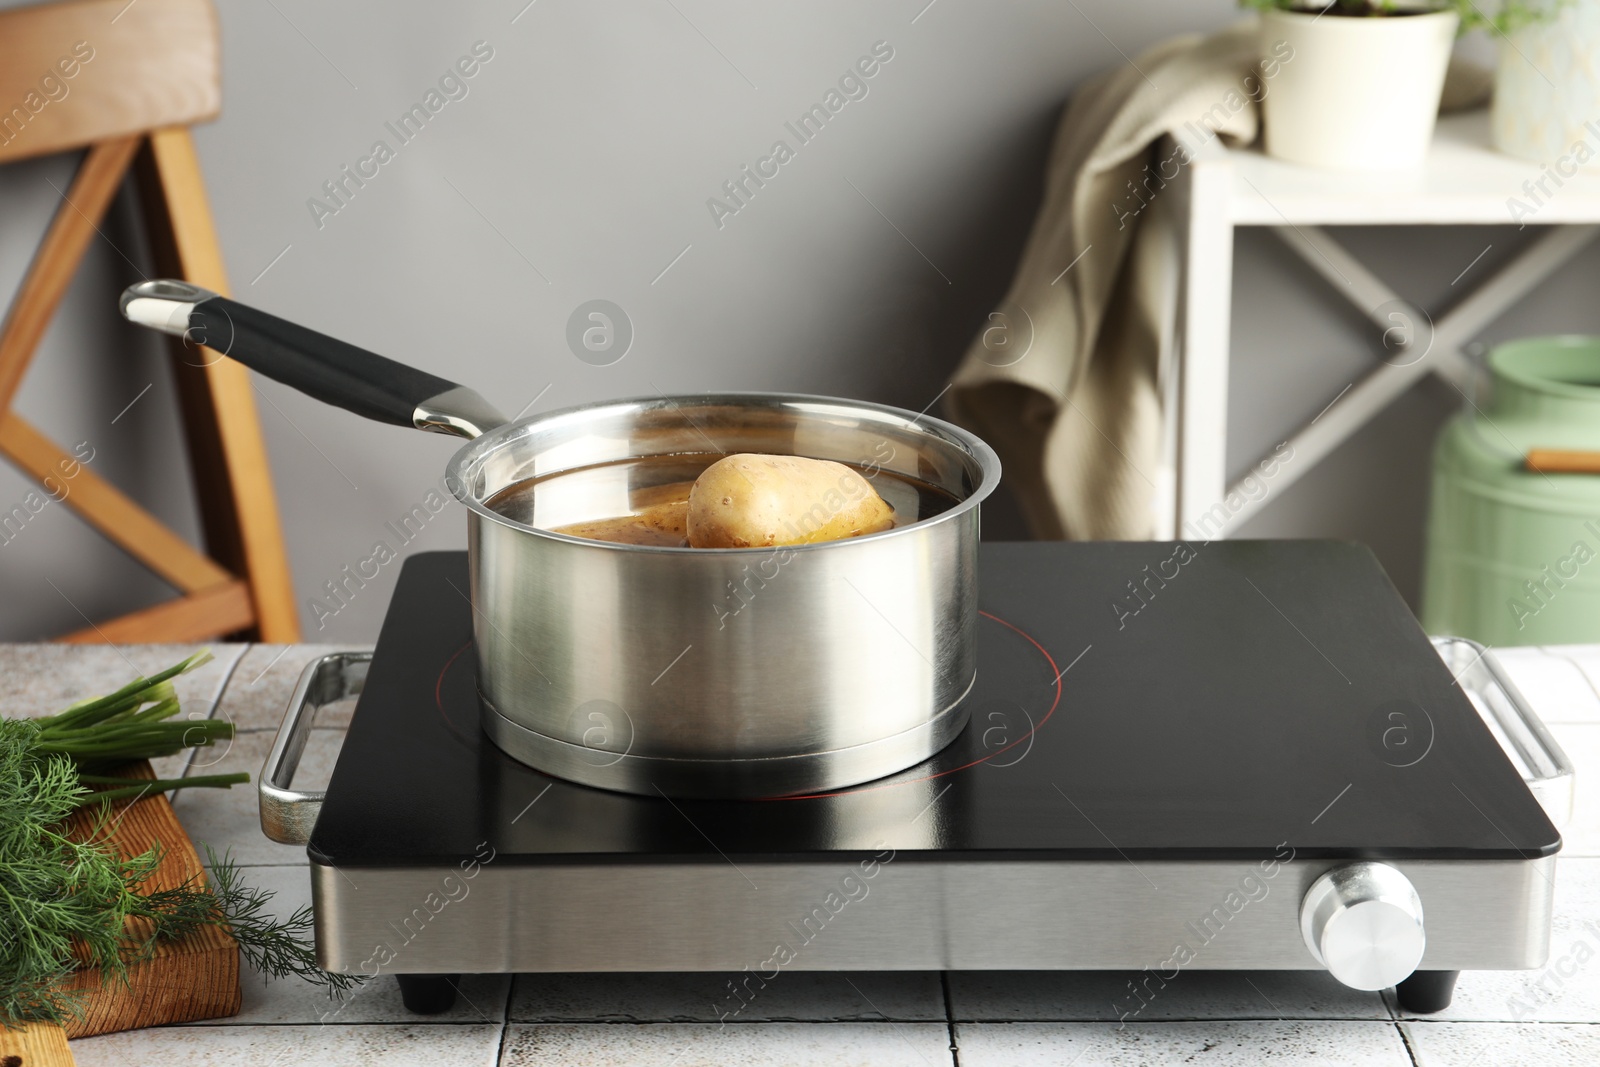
[261,541,1568,1016]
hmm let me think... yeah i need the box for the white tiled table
[4,641,1594,1067]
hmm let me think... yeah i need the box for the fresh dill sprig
[0,736,159,1025]
[200,847,363,996]
[1,653,362,1028]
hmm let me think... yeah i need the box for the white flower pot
[1259,8,1458,170]
[1492,0,1600,167]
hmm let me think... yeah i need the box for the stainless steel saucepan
[121,279,1001,798]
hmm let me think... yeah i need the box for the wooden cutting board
[0,1023,75,1066]
[0,762,242,1064]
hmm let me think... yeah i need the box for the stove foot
[1395,970,1458,1013]
[396,973,459,1014]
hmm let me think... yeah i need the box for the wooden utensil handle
[1526,449,1600,474]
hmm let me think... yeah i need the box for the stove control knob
[1299,862,1425,991]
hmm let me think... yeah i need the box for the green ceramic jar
[1422,336,1600,646]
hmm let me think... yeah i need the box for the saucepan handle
[119,279,506,439]
[259,651,372,845]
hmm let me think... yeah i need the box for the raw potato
[687,453,895,548]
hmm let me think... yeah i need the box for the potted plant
[1490,1,1597,166]
[1245,1,1461,170]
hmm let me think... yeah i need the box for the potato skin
[687,454,896,548]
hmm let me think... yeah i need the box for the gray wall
[0,1,1590,642]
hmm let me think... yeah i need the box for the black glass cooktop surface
[306,542,1560,867]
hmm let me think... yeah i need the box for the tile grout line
[235,726,349,733]
[910,1014,1411,1026]
[495,968,515,1063]
[1394,1019,1423,1066]
[495,1015,512,1065]
[173,643,253,783]
[168,1017,1515,1029]
[496,1014,993,1026]
[215,861,313,869]
[941,971,962,1066]
[176,1019,506,1028]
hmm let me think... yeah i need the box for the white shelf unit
[1167,110,1600,539]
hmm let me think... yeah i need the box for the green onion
[23,651,245,797]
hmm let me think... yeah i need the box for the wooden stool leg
[134,127,300,641]
[0,136,260,643]
[0,137,139,414]
[1,1,290,644]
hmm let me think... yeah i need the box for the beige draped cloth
[946,20,1489,540]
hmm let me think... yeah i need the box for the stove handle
[259,651,372,845]
[1431,636,1576,828]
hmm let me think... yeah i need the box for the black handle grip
[120,280,505,438]
[187,296,457,428]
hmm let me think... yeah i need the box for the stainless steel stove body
[260,544,1573,1014]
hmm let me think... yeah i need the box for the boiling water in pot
[484,453,960,547]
